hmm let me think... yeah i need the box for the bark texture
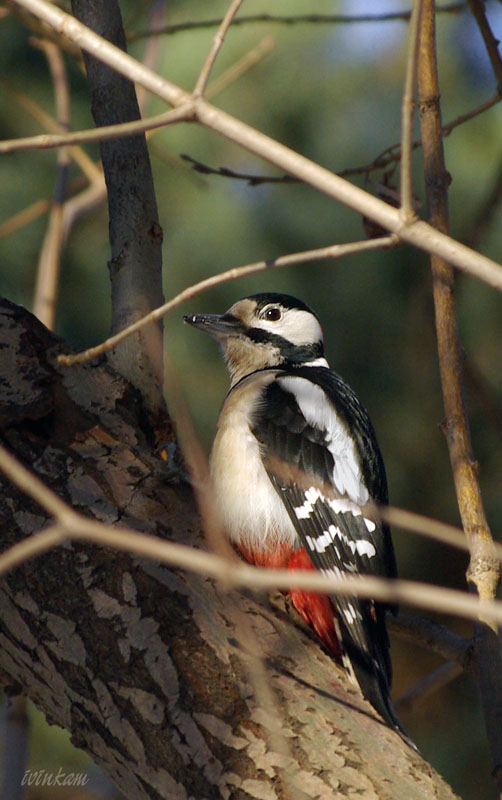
[0,299,459,800]
[71,0,165,411]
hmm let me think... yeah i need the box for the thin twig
[8,0,502,292]
[400,0,423,221]
[57,236,397,366]
[467,0,502,87]
[441,90,501,136]
[33,41,70,329]
[193,0,244,97]
[0,105,194,154]
[206,35,275,100]
[464,161,502,250]
[2,444,502,626]
[0,196,56,240]
[0,76,101,181]
[395,662,463,712]
[181,154,298,185]
[130,5,467,40]
[373,505,502,561]
[390,612,473,666]
[0,34,275,155]
[351,91,501,177]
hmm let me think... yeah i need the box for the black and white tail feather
[184,292,417,750]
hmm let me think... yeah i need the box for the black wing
[250,367,407,737]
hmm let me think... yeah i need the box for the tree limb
[71,0,165,412]
[417,1,502,788]
[0,298,462,800]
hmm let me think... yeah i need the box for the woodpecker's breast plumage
[210,369,299,555]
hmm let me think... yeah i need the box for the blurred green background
[1,0,501,798]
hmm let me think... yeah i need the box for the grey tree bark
[0,299,460,800]
[71,0,165,412]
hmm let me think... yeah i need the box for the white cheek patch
[254,308,323,347]
[278,376,369,506]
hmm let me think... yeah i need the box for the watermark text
[21,768,89,788]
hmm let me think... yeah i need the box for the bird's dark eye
[263,307,282,321]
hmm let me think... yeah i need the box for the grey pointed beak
[183,312,244,338]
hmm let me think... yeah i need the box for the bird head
[184,293,327,385]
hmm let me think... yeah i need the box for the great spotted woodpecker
[184,292,411,743]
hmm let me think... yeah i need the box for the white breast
[210,371,299,554]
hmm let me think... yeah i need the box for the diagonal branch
[10,0,502,292]
[2,441,502,627]
[0,105,194,153]
[58,236,398,366]
[467,0,502,88]
[193,0,244,97]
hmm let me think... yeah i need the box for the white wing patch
[342,603,361,625]
[278,376,369,506]
[305,523,343,554]
[293,486,377,558]
[294,487,324,519]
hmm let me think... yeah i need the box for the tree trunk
[71,0,165,412]
[0,299,460,799]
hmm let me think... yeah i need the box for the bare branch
[395,662,463,712]
[467,0,502,87]
[206,35,275,99]
[71,0,166,411]
[418,1,502,784]
[0,76,101,181]
[442,90,501,136]
[419,0,499,612]
[58,236,398,366]
[464,161,502,249]
[193,0,244,97]
[373,504,502,560]
[390,613,473,666]
[180,153,299,185]
[400,0,423,221]
[2,443,502,628]
[350,91,501,178]
[130,5,467,41]
[10,0,502,292]
[32,41,70,329]
[0,105,194,153]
